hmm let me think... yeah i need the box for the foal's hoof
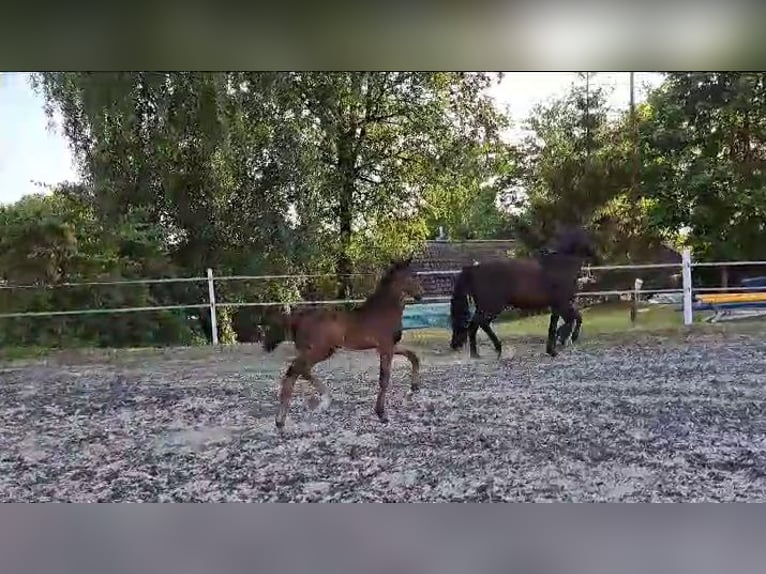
[308,394,332,411]
[275,419,285,430]
[546,348,558,358]
[469,352,481,359]
[376,411,389,424]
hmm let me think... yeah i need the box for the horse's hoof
[376,411,389,423]
[546,348,558,358]
[275,419,285,430]
[470,352,480,359]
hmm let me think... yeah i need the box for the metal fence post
[681,248,693,326]
[207,268,219,345]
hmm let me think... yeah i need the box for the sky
[0,72,666,206]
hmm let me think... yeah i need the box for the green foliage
[31,72,513,307]
[0,187,202,348]
[20,71,766,350]
[215,306,238,346]
[508,82,634,248]
[640,72,766,262]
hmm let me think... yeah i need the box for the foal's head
[378,256,423,303]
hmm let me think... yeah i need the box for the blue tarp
[402,302,460,330]
[740,276,766,288]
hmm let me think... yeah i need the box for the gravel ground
[2,329,766,502]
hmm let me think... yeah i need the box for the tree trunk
[335,128,356,300]
[336,180,353,299]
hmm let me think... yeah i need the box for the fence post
[207,268,219,345]
[630,277,643,324]
[681,248,693,326]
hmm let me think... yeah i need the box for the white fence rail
[2,248,766,344]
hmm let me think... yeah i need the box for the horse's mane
[548,225,592,256]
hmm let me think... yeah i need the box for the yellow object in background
[697,293,766,304]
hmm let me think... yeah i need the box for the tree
[640,72,766,265]
[288,72,508,296]
[0,186,201,347]
[32,72,510,302]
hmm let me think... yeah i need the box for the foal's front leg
[375,347,394,423]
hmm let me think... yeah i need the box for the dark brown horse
[449,226,598,358]
[263,257,424,429]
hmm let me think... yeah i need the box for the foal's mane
[358,259,412,310]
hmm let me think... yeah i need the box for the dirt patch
[1,330,766,501]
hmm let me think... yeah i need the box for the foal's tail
[262,310,299,353]
[449,266,475,348]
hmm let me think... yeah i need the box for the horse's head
[551,225,599,262]
[383,256,423,302]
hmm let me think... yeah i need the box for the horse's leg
[570,306,583,343]
[478,319,502,359]
[550,305,577,355]
[375,347,394,423]
[275,355,305,429]
[468,315,481,358]
[557,305,579,345]
[393,344,420,393]
[546,310,561,357]
[469,310,500,359]
[556,306,577,345]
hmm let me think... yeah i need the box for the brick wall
[411,239,518,297]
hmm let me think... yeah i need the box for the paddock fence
[2,248,766,345]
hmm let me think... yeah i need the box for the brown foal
[262,257,424,429]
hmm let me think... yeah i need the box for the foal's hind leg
[275,356,305,429]
[305,371,331,411]
[393,345,421,393]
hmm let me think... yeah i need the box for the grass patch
[402,301,700,348]
[5,302,766,366]
[0,346,55,363]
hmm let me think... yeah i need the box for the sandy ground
[1,329,766,502]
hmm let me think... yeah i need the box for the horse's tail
[262,310,298,353]
[449,266,475,349]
